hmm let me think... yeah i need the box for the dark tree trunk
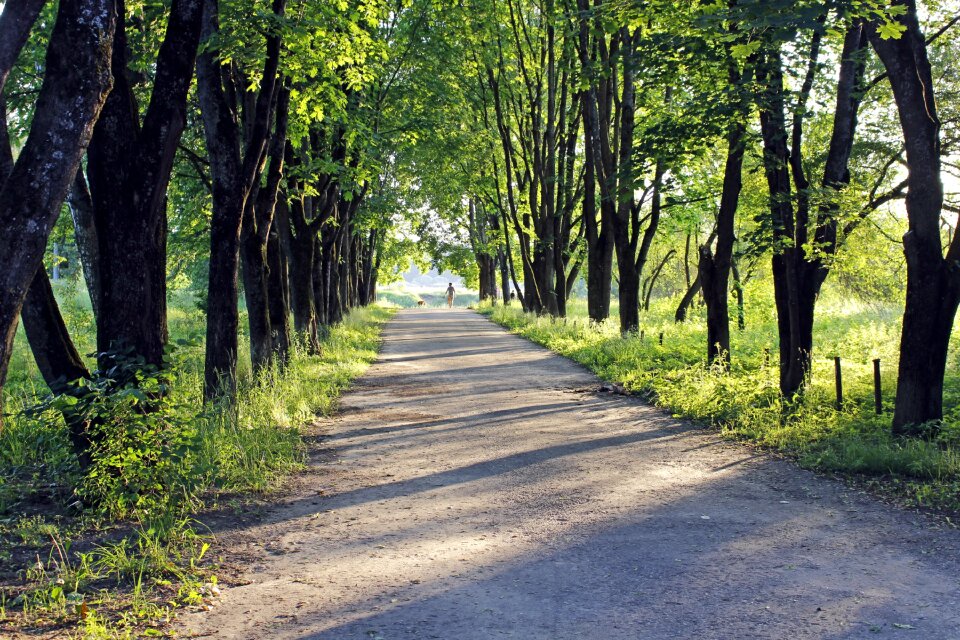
[336,216,351,321]
[583,125,613,322]
[315,233,331,330]
[699,119,745,364]
[1,20,93,459]
[266,226,291,361]
[240,86,289,374]
[0,0,115,412]
[731,258,745,331]
[87,0,203,373]
[868,3,957,433]
[327,229,344,325]
[617,257,641,334]
[0,0,47,91]
[20,273,88,389]
[240,215,272,373]
[21,268,95,462]
[278,195,320,352]
[755,22,867,399]
[498,248,510,305]
[577,0,613,322]
[478,254,497,302]
[197,0,283,398]
[675,272,702,323]
[757,48,806,398]
[66,169,102,322]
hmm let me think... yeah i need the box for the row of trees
[0,0,418,453]
[398,0,959,435]
[0,0,957,447]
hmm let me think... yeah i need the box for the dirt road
[179,309,960,639]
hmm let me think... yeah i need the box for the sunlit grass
[480,288,960,512]
[0,297,393,636]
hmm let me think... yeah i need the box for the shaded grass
[480,291,960,513]
[0,300,393,637]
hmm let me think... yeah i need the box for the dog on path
[417,300,425,307]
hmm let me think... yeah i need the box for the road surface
[179,309,960,639]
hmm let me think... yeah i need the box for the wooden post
[640,330,645,341]
[873,358,882,415]
[834,356,843,409]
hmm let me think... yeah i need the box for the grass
[479,284,960,513]
[0,286,393,638]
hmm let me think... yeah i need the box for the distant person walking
[445,282,456,308]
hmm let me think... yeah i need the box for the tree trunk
[731,258,745,331]
[643,249,674,312]
[22,269,95,465]
[240,214,272,373]
[266,226,291,362]
[290,233,319,348]
[88,0,203,373]
[66,169,102,322]
[240,86,289,375]
[1,18,93,457]
[0,0,115,413]
[197,0,284,398]
[0,0,47,90]
[498,248,510,305]
[756,47,805,398]
[868,3,957,433]
[675,272,702,323]
[699,119,745,364]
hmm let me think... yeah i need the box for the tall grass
[1,304,391,521]
[0,300,392,636]
[480,289,960,511]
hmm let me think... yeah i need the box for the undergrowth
[0,302,392,638]
[480,291,960,513]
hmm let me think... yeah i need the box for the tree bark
[756,47,805,398]
[675,272,702,323]
[0,0,115,414]
[643,249,674,312]
[198,0,284,398]
[699,119,745,364]
[66,169,102,322]
[266,224,291,361]
[868,3,957,433]
[0,0,47,91]
[87,0,203,374]
[240,86,289,374]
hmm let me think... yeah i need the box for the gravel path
[179,309,960,639]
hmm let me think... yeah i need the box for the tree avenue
[0,0,959,475]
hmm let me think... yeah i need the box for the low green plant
[480,295,960,511]
[0,303,393,637]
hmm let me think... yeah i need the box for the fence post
[834,356,843,409]
[873,358,882,415]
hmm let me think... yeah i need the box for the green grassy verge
[0,303,393,638]
[479,295,960,514]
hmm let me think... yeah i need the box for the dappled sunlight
[180,310,960,639]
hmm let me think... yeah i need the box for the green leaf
[878,20,907,40]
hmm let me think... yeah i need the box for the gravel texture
[178,309,960,639]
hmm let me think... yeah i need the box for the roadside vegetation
[481,292,960,513]
[0,289,391,638]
